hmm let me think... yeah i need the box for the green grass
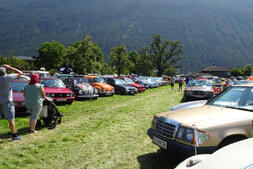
[0,85,184,169]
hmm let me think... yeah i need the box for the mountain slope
[0,0,253,72]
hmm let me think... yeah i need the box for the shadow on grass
[0,126,30,143]
[137,149,184,169]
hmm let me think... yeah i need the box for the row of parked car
[147,76,253,168]
[12,72,170,114]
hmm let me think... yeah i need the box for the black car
[104,78,138,95]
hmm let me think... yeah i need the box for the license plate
[56,98,67,101]
[153,136,167,149]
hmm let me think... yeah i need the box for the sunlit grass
[0,85,183,169]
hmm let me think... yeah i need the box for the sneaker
[12,136,23,141]
[29,130,38,134]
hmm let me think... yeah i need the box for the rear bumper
[147,128,217,156]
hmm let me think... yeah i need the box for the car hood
[76,83,93,90]
[118,84,136,89]
[92,82,113,89]
[128,83,144,88]
[175,138,253,169]
[44,87,73,94]
[185,86,213,91]
[157,105,253,129]
[13,92,24,102]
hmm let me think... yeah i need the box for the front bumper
[99,91,114,96]
[147,128,216,156]
[52,97,75,104]
[76,94,99,99]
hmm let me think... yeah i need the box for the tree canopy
[150,34,183,76]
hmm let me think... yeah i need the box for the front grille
[155,119,176,139]
[54,93,68,97]
[192,91,205,95]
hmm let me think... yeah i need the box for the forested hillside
[1,0,253,72]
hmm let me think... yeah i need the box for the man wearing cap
[0,64,23,140]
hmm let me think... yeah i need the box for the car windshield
[125,78,134,84]
[12,81,28,92]
[114,78,127,85]
[41,79,66,88]
[93,78,105,83]
[208,86,253,111]
[74,77,89,84]
[187,80,212,87]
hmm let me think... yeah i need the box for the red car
[40,78,75,104]
[12,80,28,113]
[116,77,146,93]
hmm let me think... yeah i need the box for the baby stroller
[36,97,64,129]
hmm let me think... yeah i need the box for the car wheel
[218,135,247,149]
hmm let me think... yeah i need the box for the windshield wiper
[224,106,253,112]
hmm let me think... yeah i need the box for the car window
[12,82,28,92]
[125,78,134,83]
[41,79,66,88]
[93,78,105,83]
[114,78,127,85]
[245,89,253,106]
[209,86,253,111]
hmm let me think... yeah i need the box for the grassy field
[0,85,184,169]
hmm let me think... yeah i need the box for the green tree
[0,55,7,65]
[136,46,154,76]
[128,50,139,74]
[150,34,183,76]
[231,68,243,77]
[36,41,67,70]
[66,35,105,74]
[109,45,130,76]
[242,64,252,76]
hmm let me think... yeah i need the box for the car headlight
[47,93,55,97]
[94,88,98,94]
[151,116,158,129]
[176,126,194,144]
[78,90,83,95]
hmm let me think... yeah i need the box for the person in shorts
[24,74,46,133]
[170,76,175,90]
[0,64,23,141]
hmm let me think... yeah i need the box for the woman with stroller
[24,74,46,133]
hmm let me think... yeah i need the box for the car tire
[218,135,247,149]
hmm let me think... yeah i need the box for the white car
[174,138,253,169]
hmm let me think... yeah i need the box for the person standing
[178,77,183,91]
[24,74,46,133]
[170,76,175,90]
[0,64,23,141]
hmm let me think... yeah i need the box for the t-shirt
[24,84,44,108]
[0,74,18,103]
